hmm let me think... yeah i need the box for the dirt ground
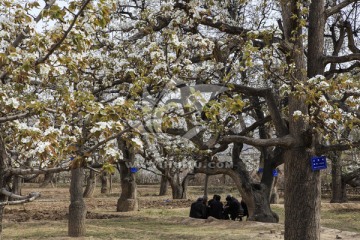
[2,185,360,240]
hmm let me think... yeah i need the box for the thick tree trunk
[159,175,168,196]
[117,138,138,212]
[330,152,347,203]
[116,160,138,211]
[0,136,9,240]
[169,177,185,199]
[40,172,54,188]
[10,175,21,201]
[281,0,324,238]
[100,171,109,194]
[83,169,96,198]
[68,167,86,237]
[0,205,3,240]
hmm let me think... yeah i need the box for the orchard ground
[3,184,360,240]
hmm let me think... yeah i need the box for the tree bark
[83,169,96,198]
[68,167,86,237]
[10,175,21,201]
[330,151,347,203]
[0,136,10,240]
[169,173,185,199]
[116,138,138,212]
[159,175,168,196]
[280,0,324,238]
[39,172,54,188]
[100,171,109,194]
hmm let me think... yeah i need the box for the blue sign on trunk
[310,156,327,171]
[273,169,278,177]
[130,167,138,173]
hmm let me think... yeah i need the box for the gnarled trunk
[83,169,96,198]
[169,173,184,199]
[0,136,9,240]
[159,175,168,196]
[100,171,109,194]
[68,167,86,237]
[168,172,193,199]
[330,151,347,203]
[117,138,138,212]
[40,172,54,188]
[10,175,21,201]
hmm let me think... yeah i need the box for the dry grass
[2,185,360,240]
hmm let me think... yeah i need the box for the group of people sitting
[189,194,248,221]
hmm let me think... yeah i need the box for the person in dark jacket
[223,195,241,220]
[189,197,207,219]
[241,199,249,219]
[207,194,224,219]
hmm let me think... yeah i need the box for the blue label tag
[130,167,138,173]
[273,169,278,177]
[310,156,327,171]
[258,167,264,173]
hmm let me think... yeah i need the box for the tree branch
[324,53,360,64]
[35,0,92,65]
[316,140,360,154]
[0,112,33,123]
[7,166,69,176]
[221,135,295,148]
[325,0,359,18]
[0,192,40,206]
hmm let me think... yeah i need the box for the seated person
[223,195,242,220]
[207,194,224,219]
[189,197,207,219]
[241,199,249,219]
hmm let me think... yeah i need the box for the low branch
[35,0,92,65]
[324,53,360,64]
[316,140,360,154]
[325,0,359,18]
[343,168,360,183]
[0,192,41,206]
[0,112,33,123]
[221,134,295,148]
[7,166,69,176]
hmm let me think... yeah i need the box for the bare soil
[2,185,360,240]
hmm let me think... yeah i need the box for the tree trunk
[68,167,86,237]
[100,171,109,194]
[83,169,96,198]
[330,151,346,203]
[280,0,324,238]
[40,172,54,188]
[10,175,21,201]
[0,136,9,240]
[203,174,209,198]
[159,175,168,196]
[169,176,185,199]
[116,138,138,212]
[181,173,194,199]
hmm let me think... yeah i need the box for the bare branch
[8,166,69,176]
[325,0,359,18]
[0,112,33,123]
[35,0,92,65]
[0,192,40,206]
[221,135,295,148]
[316,140,360,154]
[324,53,360,64]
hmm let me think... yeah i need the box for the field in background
[2,184,360,239]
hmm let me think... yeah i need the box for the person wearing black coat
[207,194,224,219]
[223,195,241,220]
[189,197,207,219]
